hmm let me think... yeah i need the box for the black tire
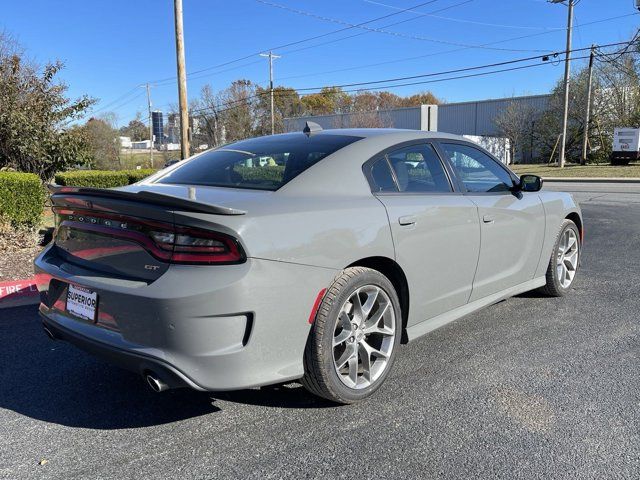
[540,219,581,297]
[301,267,402,404]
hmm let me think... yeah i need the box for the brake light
[55,208,245,265]
[152,227,244,264]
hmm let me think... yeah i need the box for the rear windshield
[156,133,362,191]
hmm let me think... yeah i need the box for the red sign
[0,278,39,308]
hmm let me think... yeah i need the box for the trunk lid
[49,184,252,282]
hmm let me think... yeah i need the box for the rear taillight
[55,208,245,265]
[151,227,244,264]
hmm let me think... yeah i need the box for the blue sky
[2,0,638,126]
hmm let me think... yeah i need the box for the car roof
[312,128,465,141]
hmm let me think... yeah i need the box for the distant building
[118,136,132,148]
[152,111,164,147]
[161,143,181,151]
[131,140,152,149]
[284,94,551,163]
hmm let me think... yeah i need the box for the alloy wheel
[332,285,396,389]
[557,228,579,288]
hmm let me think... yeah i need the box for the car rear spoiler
[47,185,246,216]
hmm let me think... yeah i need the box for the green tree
[119,114,147,141]
[400,91,441,107]
[254,86,303,135]
[82,116,120,169]
[0,32,95,181]
[302,87,351,115]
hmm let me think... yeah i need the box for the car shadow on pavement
[0,306,335,430]
[212,384,337,410]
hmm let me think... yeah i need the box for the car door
[438,141,545,302]
[364,141,480,327]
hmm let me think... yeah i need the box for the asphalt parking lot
[1,183,638,480]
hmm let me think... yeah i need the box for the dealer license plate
[66,284,98,321]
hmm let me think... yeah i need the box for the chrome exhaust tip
[43,326,55,340]
[145,373,169,393]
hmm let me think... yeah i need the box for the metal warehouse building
[284,94,551,163]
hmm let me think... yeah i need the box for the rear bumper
[35,245,337,391]
[41,313,204,390]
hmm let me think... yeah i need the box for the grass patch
[511,162,640,178]
[118,151,181,170]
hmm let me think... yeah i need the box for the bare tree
[494,100,537,163]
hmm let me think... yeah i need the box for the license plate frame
[66,284,98,322]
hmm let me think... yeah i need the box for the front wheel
[540,219,581,297]
[301,267,401,404]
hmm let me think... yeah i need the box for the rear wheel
[540,219,580,297]
[302,267,401,404]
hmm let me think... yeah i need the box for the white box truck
[611,127,640,165]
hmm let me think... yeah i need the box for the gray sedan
[36,126,582,404]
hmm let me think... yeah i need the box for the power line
[361,0,564,30]
[188,58,571,119]
[88,87,141,116]
[149,0,442,84]
[187,39,636,117]
[100,9,637,114]
[270,0,472,65]
[255,0,547,52]
[274,12,639,84]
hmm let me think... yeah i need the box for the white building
[118,136,132,148]
[131,140,152,150]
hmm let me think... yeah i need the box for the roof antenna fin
[303,121,322,136]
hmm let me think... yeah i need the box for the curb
[0,278,40,309]
[542,177,640,183]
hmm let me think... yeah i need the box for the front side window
[441,143,514,193]
[386,144,451,193]
[156,133,361,191]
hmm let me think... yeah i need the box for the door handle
[483,214,495,224]
[398,215,417,226]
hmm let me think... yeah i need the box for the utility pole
[581,44,596,165]
[144,83,154,167]
[173,0,190,159]
[260,51,281,135]
[550,0,574,168]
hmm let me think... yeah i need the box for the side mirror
[517,174,543,192]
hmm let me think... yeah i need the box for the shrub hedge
[55,166,285,189]
[0,172,45,228]
[233,165,285,182]
[54,169,157,188]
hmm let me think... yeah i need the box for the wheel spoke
[564,251,578,270]
[351,291,364,322]
[347,349,359,385]
[333,312,352,346]
[360,287,379,317]
[358,343,372,383]
[333,329,351,347]
[362,302,390,334]
[361,339,389,361]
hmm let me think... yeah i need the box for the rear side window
[368,158,397,192]
[365,143,452,194]
[157,133,361,191]
[387,144,451,193]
